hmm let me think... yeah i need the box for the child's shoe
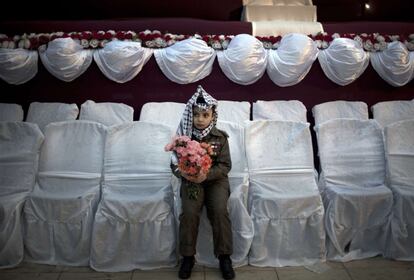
[219,254,235,279]
[179,256,195,279]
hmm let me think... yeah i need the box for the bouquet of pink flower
[165,135,213,177]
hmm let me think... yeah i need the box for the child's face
[193,107,214,130]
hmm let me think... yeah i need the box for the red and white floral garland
[1,30,414,52]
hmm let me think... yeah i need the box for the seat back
[312,100,368,126]
[245,120,314,172]
[384,120,414,187]
[79,100,133,126]
[0,122,43,195]
[217,101,251,125]
[216,120,247,176]
[104,121,173,177]
[26,102,79,132]
[0,103,24,121]
[372,100,414,128]
[139,102,185,129]
[316,119,385,188]
[253,100,307,122]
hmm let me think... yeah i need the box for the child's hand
[182,171,207,184]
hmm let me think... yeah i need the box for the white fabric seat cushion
[79,100,134,126]
[0,103,24,121]
[26,102,79,132]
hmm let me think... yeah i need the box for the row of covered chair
[1,99,413,271]
[2,99,414,130]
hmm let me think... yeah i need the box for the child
[171,85,235,280]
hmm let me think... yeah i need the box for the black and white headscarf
[177,85,218,140]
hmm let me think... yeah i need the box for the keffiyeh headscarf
[177,85,218,140]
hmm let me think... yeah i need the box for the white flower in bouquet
[218,34,225,40]
[7,41,16,48]
[409,33,414,40]
[145,40,155,48]
[0,34,7,39]
[107,30,116,36]
[18,39,25,49]
[373,43,381,51]
[262,41,272,49]
[379,41,387,51]
[194,34,202,39]
[376,35,385,42]
[167,40,175,46]
[353,35,363,47]
[80,39,89,48]
[389,35,399,41]
[1,41,9,48]
[321,41,329,49]
[89,38,99,48]
[405,41,414,51]
[363,40,374,51]
[13,35,20,42]
[211,40,222,50]
[154,37,166,48]
[143,29,151,35]
[272,42,280,49]
[315,39,322,49]
[99,39,108,48]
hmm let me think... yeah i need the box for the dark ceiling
[1,0,412,22]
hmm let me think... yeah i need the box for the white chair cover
[315,119,393,261]
[319,38,369,86]
[0,103,24,121]
[252,20,323,37]
[312,100,369,126]
[24,121,106,265]
[246,120,325,267]
[194,121,254,267]
[217,101,251,125]
[384,120,414,260]
[79,100,134,126]
[0,48,38,85]
[253,100,307,122]
[154,38,216,84]
[371,41,414,87]
[0,122,43,268]
[139,102,185,129]
[39,38,93,82]
[217,34,267,85]
[25,102,79,132]
[94,40,153,83]
[91,121,176,271]
[267,33,318,87]
[371,100,414,128]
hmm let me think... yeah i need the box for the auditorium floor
[1,257,414,280]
